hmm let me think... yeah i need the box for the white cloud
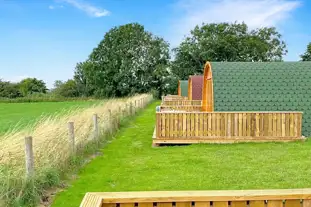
[60,0,110,17]
[49,5,55,10]
[169,0,301,47]
[1,75,30,83]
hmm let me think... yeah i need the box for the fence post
[25,136,34,177]
[68,122,75,153]
[93,114,99,139]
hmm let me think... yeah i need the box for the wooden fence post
[25,136,34,177]
[93,114,99,139]
[68,122,75,153]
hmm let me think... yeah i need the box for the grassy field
[52,101,311,207]
[0,101,100,134]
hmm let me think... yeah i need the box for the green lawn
[0,101,100,134]
[52,101,311,207]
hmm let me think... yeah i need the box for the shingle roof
[179,80,188,97]
[211,62,311,136]
[189,75,203,100]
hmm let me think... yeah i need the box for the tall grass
[0,94,153,207]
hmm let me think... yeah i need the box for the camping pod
[202,62,214,112]
[188,75,203,100]
[177,80,188,97]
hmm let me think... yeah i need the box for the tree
[53,79,79,97]
[77,23,170,98]
[74,61,95,96]
[0,80,22,98]
[300,43,311,61]
[172,22,287,79]
[18,78,47,96]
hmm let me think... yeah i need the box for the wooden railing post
[25,136,34,177]
[68,122,75,152]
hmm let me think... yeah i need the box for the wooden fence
[162,100,202,106]
[160,105,202,112]
[154,111,303,144]
[80,189,311,207]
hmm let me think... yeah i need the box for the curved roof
[211,61,311,136]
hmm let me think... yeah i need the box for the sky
[0,0,310,88]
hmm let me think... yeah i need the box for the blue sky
[0,0,310,88]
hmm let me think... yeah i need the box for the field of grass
[0,101,100,134]
[0,94,152,207]
[52,101,311,207]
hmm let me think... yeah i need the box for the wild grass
[0,94,153,207]
[53,101,311,207]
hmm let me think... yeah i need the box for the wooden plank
[183,113,187,138]
[178,113,183,138]
[169,113,173,138]
[120,203,135,207]
[264,113,269,137]
[217,113,221,137]
[267,200,283,207]
[163,113,167,138]
[157,203,172,207]
[249,200,265,207]
[195,113,199,137]
[195,201,210,207]
[213,201,228,207]
[239,113,243,137]
[277,113,282,137]
[227,113,231,137]
[234,113,238,137]
[273,113,277,137]
[175,202,191,207]
[175,113,179,138]
[282,113,286,137]
[199,114,204,137]
[102,204,116,207]
[289,113,294,137]
[285,113,290,137]
[255,113,260,137]
[231,201,247,207]
[284,200,301,207]
[260,113,264,137]
[191,113,195,137]
[187,113,191,137]
[242,113,247,137]
[208,113,212,136]
[156,113,160,138]
[268,113,273,137]
[139,203,153,207]
[303,200,311,207]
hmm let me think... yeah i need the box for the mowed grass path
[0,101,100,134]
[53,101,311,207]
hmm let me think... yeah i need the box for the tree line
[2,22,311,99]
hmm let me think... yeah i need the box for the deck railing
[80,189,311,207]
[155,111,303,143]
[160,105,202,112]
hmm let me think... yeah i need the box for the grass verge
[52,101,311,207]
[0,94,153,207]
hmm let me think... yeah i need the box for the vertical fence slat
[298,113,302,137]
[267,200,283,207]
[303,200,311,207]
[208,113,212,136]
[183,113,187,138]
[249,201,265,207]
[231,201,247,207]
[284,200,301,207]
[227,113,231,137]
[213,202,229,207]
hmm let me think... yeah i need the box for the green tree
[300,43,311,61]
[18,78,47,96]
[172,22,287,79]
[0,80,22,98]
[78,23,170,98]
[74,61,95,96]
[53,79,79,97]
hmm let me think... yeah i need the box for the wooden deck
[153,111,304,145]
[80,189,311,207]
